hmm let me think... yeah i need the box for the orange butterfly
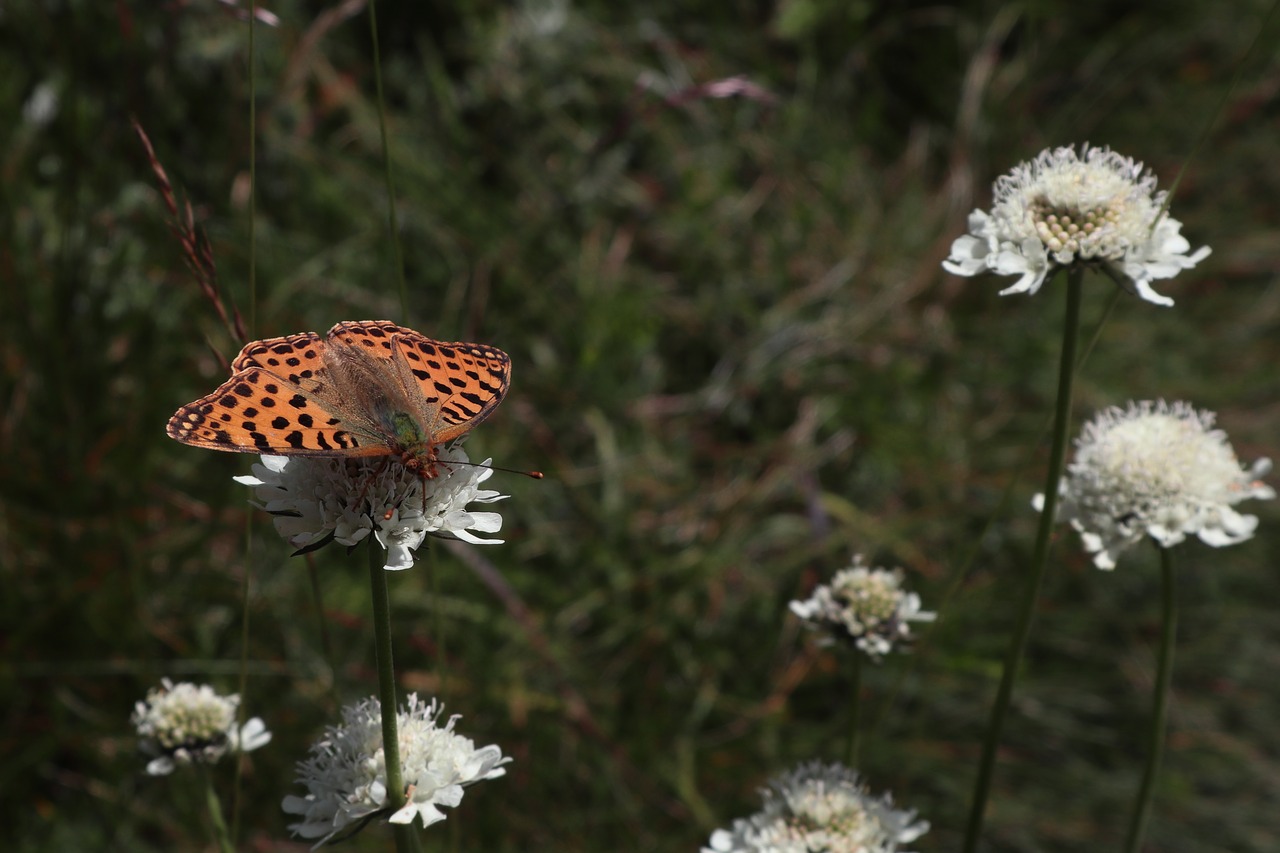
[168,320,510,478]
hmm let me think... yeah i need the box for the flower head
[132,679,271,776]
[943,144,1210,305]
[234,443,508,570]
[789,556,936,660]
[1036,400,1273,569]
[282,694,509,847]
[703,761,929,853]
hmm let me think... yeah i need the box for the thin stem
[1124,545,1177,853]
[305,552,342,714]
[235,4,258,836]
[870,285,1120,740]
[961,267,1084,853]
[247,0,257,335]
[306,554,335,670]
[366,0,408,318]
[200,766,236,853]
[845,653,863,767]
[431,545,447,692]
[368,541,413,852]
[231,518,252,841]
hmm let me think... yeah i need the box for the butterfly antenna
[444,459,543,480]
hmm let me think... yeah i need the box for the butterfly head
[402,447,442,480]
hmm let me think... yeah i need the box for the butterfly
[167,320,510,478]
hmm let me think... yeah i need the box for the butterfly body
[167,320,511,477]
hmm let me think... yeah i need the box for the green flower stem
[846,652,863,767]
[232,520,253,841]
[1124,545,1177,853]
[961,267,1083,853]
[246,0,257,334]
[200,766,235,853]
[870,287,1120,743]
[369,541,416,852]
[431,546,448,690]
[366,0,408,318]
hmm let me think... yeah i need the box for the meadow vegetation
[3,1,1279,849]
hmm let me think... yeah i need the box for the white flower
[789,556,936,660]
[281,694,509,848]
[23,81,59,127]
[943,144,1210,305]
[132,679,271,776]
[234,444,509,570]
[703,761,929,853]
[1035,400,1274,569]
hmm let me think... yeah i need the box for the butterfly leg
[349,457,395,520]
[402,445,445,515]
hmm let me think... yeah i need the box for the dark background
[3,1,1279,849]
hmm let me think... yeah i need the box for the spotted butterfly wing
[325,320,511,443]
[166,331,390,456]
[166,321,510,461]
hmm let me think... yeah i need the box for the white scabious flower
[789,556,936,660]
[234,443,509,570]
[22,80,59,127]
[281,694,509,848]
[132,679,271,776]
[1036,401,1274,569]
[943,144,1210,306]
[703,761,929,853]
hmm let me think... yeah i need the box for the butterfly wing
[230,331,324,376]
[327,321,511,444]
[167,332,392,457]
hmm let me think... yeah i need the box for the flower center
[1084,413,1244,506]
[154,698,235,748]
[1029,197,1129,260]
[834,575,899,626]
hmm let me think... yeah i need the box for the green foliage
[3,0,1279,850]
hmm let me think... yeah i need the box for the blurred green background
[3,1,1279,850]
